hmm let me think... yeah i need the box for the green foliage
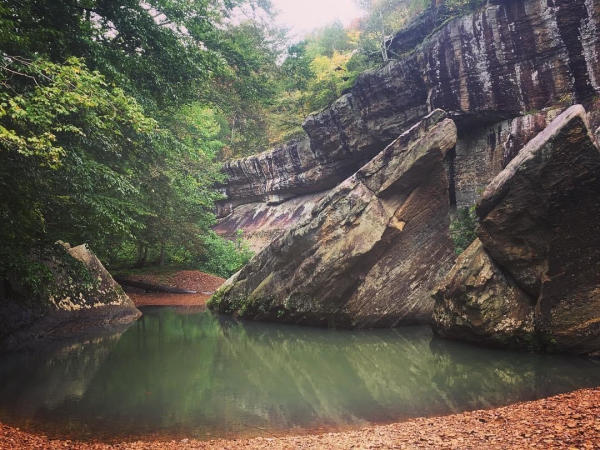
[265,24,364,145]
[0,56,155,167]
[0,0,271,280]
[263,1,433,148]
[197,231,254,279]
[3,243,99,305]
[444,0,486,15]
[0,56,159,262]
[356,0,429,63]
[449,206,478,255]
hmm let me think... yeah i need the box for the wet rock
[0,242,141,350]
[209,111,457,327]
[433,239,536,349]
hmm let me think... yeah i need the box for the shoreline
[1,388,599,449]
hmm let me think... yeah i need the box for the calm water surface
[1,306,600,441]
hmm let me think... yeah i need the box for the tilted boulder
[433,239,535,349]
[209,111,457,327]
[434,105,600,355]
[0,242,141,350]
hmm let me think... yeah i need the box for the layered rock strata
[210,112,457,327]
[0,242,141,350]
[214,192,327,252]
[218,0,600,216]
[434,105,600,355]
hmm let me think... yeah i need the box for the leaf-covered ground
[1,388,599,449]
[119,270,225,307]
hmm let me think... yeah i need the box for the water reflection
[0,307,599,441]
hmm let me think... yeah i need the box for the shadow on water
[0,306,599,441]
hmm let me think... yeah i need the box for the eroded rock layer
[210,112,457,327]
[218,0,600,215]
[434,105,600,355]
[214,192,328,252]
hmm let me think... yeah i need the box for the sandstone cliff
[217,0,600,250]
[211,0,600,355]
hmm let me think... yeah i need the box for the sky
[271,0,364,39]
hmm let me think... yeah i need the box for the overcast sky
[271,0,364,39]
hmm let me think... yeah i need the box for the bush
[197,231,253,279]
[449,206,478,255]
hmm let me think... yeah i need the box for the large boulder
[433,239,535,349]
[209,111,457,327]
[0,242,141,350]
[435,105,600,355]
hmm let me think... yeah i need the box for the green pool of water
[1,307,599,441]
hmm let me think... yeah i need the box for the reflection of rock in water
[428,337,600,410]
[0,309,599,441]
[0,328,127,417]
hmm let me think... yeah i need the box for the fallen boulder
[0,242,141,350]
[433,239,536,349]
[209,111,457,327]
[434,105,600,355]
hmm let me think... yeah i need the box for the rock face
[433,239,535,348]
[0,242,141,350]
[453,108,564,208]
[217,0,600,253]
[218,0,600,216]
[214,192,327,252]
[220,108,565,251]
[213,0,600,353]
[434,105,600,355]
[306,0,600,161]
[210,112,457,327]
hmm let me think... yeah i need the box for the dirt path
[119,270,225,307]
[1,388,599,449]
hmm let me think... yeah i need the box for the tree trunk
[159,242,166,266]
[379,10,389,63]
[135,244,148,268]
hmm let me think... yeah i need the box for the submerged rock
[209,111,457,327]
[0,242,141,350]
[435,105,600,355]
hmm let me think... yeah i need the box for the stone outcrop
[306,0,600,161]
[433,239,535,348]
[212,0,600,355]
[209,112,457,327]
[218,0,600,217]
[453,108,564,208]
[221,107,565,251]
[214,192,327,252]
[0,242,141,350]
[434,105,600,355]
